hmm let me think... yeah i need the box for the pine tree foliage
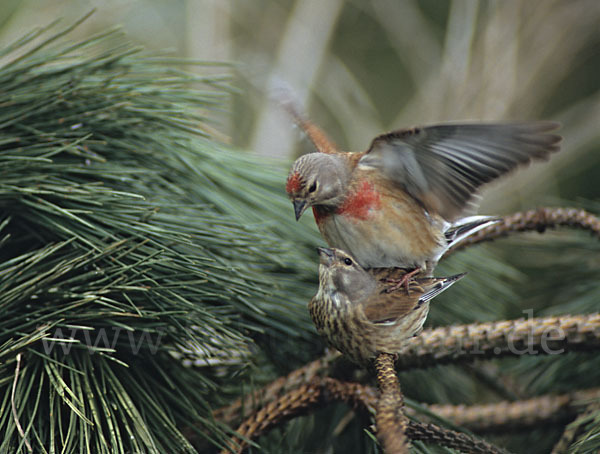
[0,13,322,453]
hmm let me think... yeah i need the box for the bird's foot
[384,267,421,294]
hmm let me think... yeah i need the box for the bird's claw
[384,268,421,294]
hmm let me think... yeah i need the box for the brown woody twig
[321,378,508,453]
[214,313,600,428]
[374,353,410,453]
[396,313,600,370]
[418,388,600,433]
[213,351,340,427]
[218,376,508,454]
[448,207,600,254]
[407,422,509,454]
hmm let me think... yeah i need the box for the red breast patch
[286,172,302,194]
[337,180,381,220]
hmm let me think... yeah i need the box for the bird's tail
[419,273,467,304]
[434,215,499,263]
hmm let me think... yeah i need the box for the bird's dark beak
[293,199,308,221]
[316,247,335,266]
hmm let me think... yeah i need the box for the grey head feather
[332,263,377,304]
[287,153,351,207]
[318,248,378,303]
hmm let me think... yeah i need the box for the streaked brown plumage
[309,247,465,365]
[286,118,561,273]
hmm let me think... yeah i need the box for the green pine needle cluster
[0,13,321,453]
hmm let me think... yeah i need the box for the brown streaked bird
[285,109,561,278]
[309,247,465,365]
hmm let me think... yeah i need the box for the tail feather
[445,215,500,243]
[433,215,499,263]
[419,273,466,304]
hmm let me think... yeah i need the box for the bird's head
[286,153,349,220]
[316,247,376,303]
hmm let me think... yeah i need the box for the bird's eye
[308,182,317,193]
[343,258,353,266]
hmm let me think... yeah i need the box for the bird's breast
[312,180,381,235]
[336,180,382,220]
[316,182,444,268]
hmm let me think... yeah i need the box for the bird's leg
[384,267,422,294]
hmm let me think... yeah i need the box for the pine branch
[416,388,600,433]
[219,382,322,454]
[212,351,341,427]
[213,368,600,445]
[212,314,600,431]
[447,207,600,255]
[374,353,410,453]
[406,422,509,454]
[213,376,507,454]
[396,314,600,369]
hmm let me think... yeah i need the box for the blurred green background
[2,0,598,214]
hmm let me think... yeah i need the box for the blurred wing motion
[274,81,340,155]
[359,122,561,220]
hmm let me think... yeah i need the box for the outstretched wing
[358,122,561,220]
